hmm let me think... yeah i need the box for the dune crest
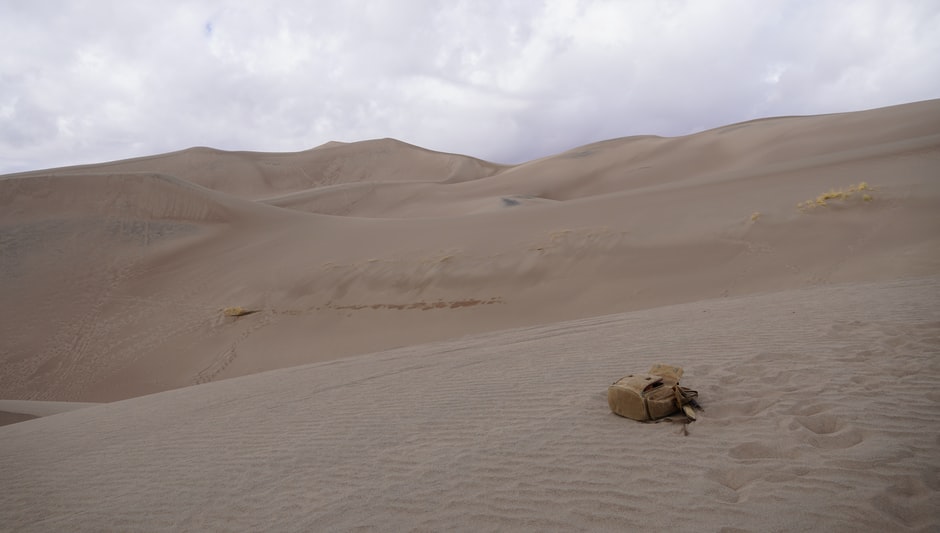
[7,138,506,200]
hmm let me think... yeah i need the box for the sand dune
[1,276,937,531]
[1,100,939,402]
[1,100,939,529]
[6,138,506,200]
[0,100,940,532]
[0,172,298,400]
[259,99,940,218]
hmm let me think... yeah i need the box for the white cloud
[1,0,938,173]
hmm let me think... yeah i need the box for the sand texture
[1,277,938,531]
[1,100,939,531]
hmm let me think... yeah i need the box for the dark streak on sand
[328,297,504,311]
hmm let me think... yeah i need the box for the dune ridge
[5,138,507,200]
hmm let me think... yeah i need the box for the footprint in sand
[728,441,799,460]
[827,320,867,335]
[704,467,764,504]
[783,402,832,417]
[790,414,864,449]
[793,414,843,434]
[870,476,935,529]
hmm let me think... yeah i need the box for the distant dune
[2,99,938,402]
[7,138,507,200]
[1,100,938,531]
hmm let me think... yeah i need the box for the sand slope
[0,400,100,427]
[1,277,937,531]
[0,172,297,400]
[1,100,939,402]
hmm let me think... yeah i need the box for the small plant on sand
[223,306,258,317]
[750,212,761,222]
[797,182,872,211]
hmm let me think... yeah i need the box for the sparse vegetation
[223,306,258,317]
[798,182,873,211]
[750,212,761,222]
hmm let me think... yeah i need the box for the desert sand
[1,100,938,531]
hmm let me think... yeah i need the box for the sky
[1,0,938,174]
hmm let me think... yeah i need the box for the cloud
[1,0,938,173]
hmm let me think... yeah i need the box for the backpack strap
[673,385,699,420]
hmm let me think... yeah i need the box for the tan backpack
[608,364,699,421]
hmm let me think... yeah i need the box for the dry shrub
[798,182,872,211]
[223,307,257,317]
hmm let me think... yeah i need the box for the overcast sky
[1,0,938,174]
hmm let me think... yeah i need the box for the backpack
[608,364,699,421]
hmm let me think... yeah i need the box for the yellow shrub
[798,183,874,211]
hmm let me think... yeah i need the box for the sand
[1,99,939,531]
[0,400,100,427]
[1,277,938,531]
[0,399,100,418]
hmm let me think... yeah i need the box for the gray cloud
[1,0,938,173]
